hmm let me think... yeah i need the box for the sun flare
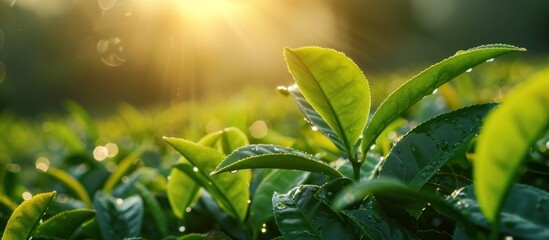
[176,0,238,22]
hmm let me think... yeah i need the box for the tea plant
[1,44,548,240]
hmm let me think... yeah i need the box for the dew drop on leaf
[230,170,238,174]
[466,68,473,73]
[193,167,199,172]
[486,58,495,62]
[275,202,287,210]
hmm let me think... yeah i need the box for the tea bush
[1,44,548,240]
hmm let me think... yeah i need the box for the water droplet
[277,86,289,96]
[437,141,449,151]
[275,202,287,210]
[466,68,472,73]
[367,214,372,219]
[230,170,238,174]
[421,172,430,179]
[432,88,438,94]
[193,167,199,172]
[370,144,376,151]
[185,207,192,212]
[97,36,126,67]
[486,58,494,62]
[178,225,186,232]
[431,217,442,227]
[311,126,319,131]
[273,147,279,151]
[373,212,382,222]
[425,165,434,172]
[116,198,124,205]
[455,50,466,55]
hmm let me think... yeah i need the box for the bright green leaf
[284,47,371,155]
[165,137,251,222]
[41,167,92,207]
[210,144,342,177]
[198,127,249,155]
[247,170,309,237]
[273,185,358,239]
[361,44,525,158]
[2,191,56,240]
[475,68,549,227]
[167,163,201,219]
[93,192,143,240]
[34,209,95,239]
[380,103,496,189]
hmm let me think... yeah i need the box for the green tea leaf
[41,167,92,207]
[361,44,525,157]
[449,184,549,239]
[167,163,201,219]
[2,191,56,240]
[273,185,358,239]
[165,137,251,222]
[284,47,371,155]
[134,183,168,237]
[332,178,478,238]
[247,170,309,237]
[380,103,496,189]
[93,192,143,240]
[34,209,95,239]
[341,198,419,239]
[210,144,342,177]
[336,153,383,180]
[103,153,142,193]
[475,68,549,226]
[286,85,346,151]
[198,127,249,155]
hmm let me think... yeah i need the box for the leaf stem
[351,152,360,181]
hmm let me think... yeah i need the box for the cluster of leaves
[1,44,548,240]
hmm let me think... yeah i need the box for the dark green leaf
[341,198,419,240]
[2,191,56,240]
[165,137,251,222]
[273,185,357,239]
[332,178,479,238]
[336,153,383,180]
[93,192,143,240]
[449,184,549,239]
[210,144,342,177]
[475,69,549,225]
[134,183,168,237]
[379,104,496,189]
[34,209,95,239]
[247,170,309,237]
[361,44,525,156]
[285,47,371,155]
[286,85,346,151]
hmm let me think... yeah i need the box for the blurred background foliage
[0,0,547,115]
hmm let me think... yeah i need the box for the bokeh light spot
[35,157,50,172]
[22,192,33,200]
[93,146,109,161]
[105,143,119,157]
[249,120,268,139]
